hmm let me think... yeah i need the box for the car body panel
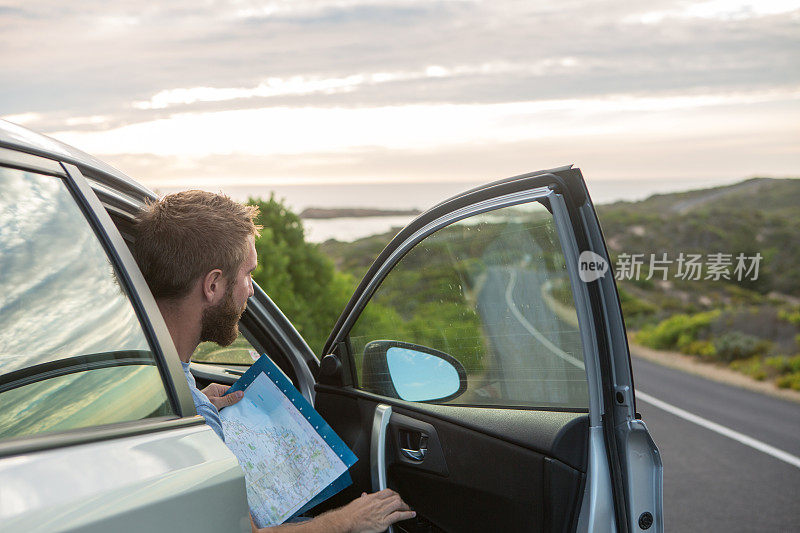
[0,426,250,533]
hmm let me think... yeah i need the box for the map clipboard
[220,354,358,526]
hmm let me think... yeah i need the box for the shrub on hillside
[778,307,800,326]
[680,340,717,358]
[248,195,353,355]
[764,354,800,374]
[618,288,656,327]
[635,310,719,350]
[776,372,800,391]
[712,332,771,362]
[729,356,767,381]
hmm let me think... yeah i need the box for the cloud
[2,0,798,121]
[1,0,798,185]
[59,87,798,190]
[47,87,800,159]
[131,60,582,110]
[629,0,800,24]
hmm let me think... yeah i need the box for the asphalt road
[632,356,800,532]
[477,265,587,405]
[480,263,800,531]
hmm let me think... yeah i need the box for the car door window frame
[0,149,202,458]
[327,185,605,418]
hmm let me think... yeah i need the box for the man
[131,190,415,533]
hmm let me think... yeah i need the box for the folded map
[220,354,358,527]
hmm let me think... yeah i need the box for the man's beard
[200,287,246,346]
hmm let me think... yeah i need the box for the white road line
[637,390,800,470]
[503,268,800,469]
[504,269,585,370]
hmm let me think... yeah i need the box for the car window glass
[348,200,589,409]
[0,167,173,441]
[193,331,260,365]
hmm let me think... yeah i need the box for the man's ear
[201,269,227,304]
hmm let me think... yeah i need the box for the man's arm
[252,489,415,533]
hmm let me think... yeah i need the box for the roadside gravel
[629,338,800,404]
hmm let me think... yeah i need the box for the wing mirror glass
[362,340,467,402]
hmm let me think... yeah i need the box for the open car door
[313,166,663,533]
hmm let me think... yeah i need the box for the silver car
[0,119,662,533]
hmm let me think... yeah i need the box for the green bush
[635,310,720,350]
[713,332,771,362]
[681,340,717,358]
[764,354,800,375]
[730,357,767,381]
[776,372,800,390]
[764,355,790,374]
[778,307,800,326]
[248,195,353,355]
[618,288,657,317]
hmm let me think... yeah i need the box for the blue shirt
[181,361,225,441]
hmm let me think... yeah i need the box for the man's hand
[201,382,243,410]
[336,489,416,533]
[250,489,415,533]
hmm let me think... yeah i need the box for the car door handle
[371,404,394,533]
[371,404,392,492]
[400,435,428,461]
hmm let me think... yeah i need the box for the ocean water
[160,176,745,243]
[303,215,416,243]
[161,177,742,212]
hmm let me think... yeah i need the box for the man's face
[199,235,257,346]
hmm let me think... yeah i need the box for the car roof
[0,119,155,202]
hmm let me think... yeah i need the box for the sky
[1,0,798,196]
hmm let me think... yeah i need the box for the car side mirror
[362,340,467,402]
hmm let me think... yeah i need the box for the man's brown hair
[132,190,261,300]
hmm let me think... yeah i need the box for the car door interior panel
[315,386,586,533]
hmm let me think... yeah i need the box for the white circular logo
[578,251,608,282]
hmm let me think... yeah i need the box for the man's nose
[248,277,254,297]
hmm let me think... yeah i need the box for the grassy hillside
[598,178,800,300]
[597,178,800,389]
